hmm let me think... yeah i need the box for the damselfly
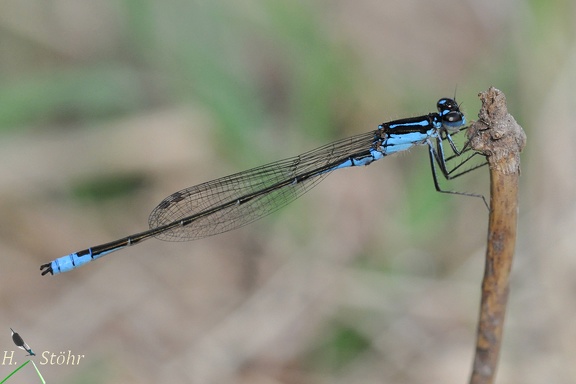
[41,98,484,276]
[10,328,35,356]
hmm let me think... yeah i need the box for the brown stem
[467,87,526,384]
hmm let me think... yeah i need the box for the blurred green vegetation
[0,65,145,130]
[70,173,148,202]
[305,323,371,372]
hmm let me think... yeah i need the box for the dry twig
[467,87,526,384]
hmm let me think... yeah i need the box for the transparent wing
[148,130,379,241]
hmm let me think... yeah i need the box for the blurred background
[0,0,574,383]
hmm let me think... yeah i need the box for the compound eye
[437,98,458,115]
[444,111,463,123]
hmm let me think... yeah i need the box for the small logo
[10,328,35,357]
[2,328,45,384]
